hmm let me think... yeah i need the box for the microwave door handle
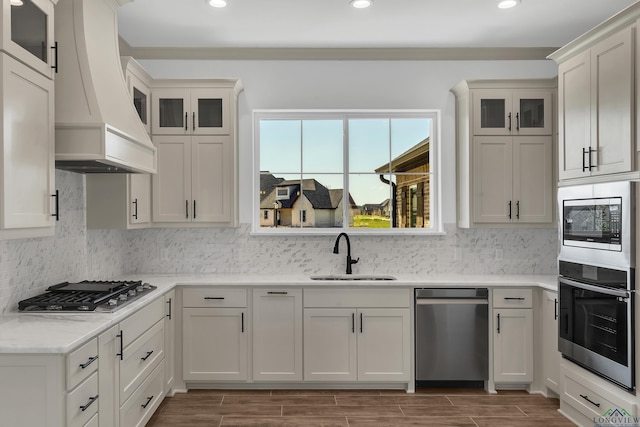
[559,277,630,298]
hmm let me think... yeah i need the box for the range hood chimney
[54,0,156,174]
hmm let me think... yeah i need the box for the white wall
[139,59,558,224]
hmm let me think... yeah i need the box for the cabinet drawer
[120,359,165,427]
[492,288,532,308]
[562,364,636,420]
[304,288,411,308]
[67,338,98,391]
[67,372,99,427]
[120,297,164,348]
[120,319,165,405]
[182,287,247,307]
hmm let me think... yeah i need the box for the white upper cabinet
[86,173,151,229]
[0,0,57,79]
[452,79,556,228]
[0,53,56,238]
[551,16,638,182]
[122,56,152,134]
[152,88,231,135]
[472,89,552,136]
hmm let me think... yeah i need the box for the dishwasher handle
[416,299,488,305]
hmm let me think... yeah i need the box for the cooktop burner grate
[18,280,156,312]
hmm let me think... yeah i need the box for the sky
[259,117,430,205]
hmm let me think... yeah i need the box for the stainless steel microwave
[558,181,635,269]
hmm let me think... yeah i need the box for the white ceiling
[118,0,637,50]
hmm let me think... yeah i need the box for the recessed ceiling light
[498,0,520,9]
[10,0,24,5]
[350,0,373,9]
[207,0,227,8]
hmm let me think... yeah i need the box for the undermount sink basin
[310,274,396,281]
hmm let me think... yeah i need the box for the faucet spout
[333,232,359,274]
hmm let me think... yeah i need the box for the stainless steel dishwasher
[415,288,489,387]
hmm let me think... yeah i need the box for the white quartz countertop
[0,273,557,354]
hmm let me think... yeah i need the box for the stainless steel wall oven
[558,181,636,392]
[558,261,634,391]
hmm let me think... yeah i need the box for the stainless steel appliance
[18,280,156,313]
[558,181,635,269]
[415,288,489,386]
[558,260,634,391]
[558,180,636,391]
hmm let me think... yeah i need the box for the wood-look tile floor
[146,389,575,426]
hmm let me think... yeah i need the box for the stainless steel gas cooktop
[18,280,157,313]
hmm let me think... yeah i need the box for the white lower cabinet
[541,290,561,394]
[560,362,637,426]
[492,288,534,384]
[182,287,248,381]
[98,297,166,427]
[252,289,303,381]
[164,289,176,393]
[0,339,100,427]
[304,308,358,382]
[303,289,411,383]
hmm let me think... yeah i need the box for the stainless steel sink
[310,274,396,281]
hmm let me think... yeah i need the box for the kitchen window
[253,110,441,235]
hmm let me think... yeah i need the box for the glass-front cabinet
[1,0,56,79]
[473,89,552,136]
[151,88,230,136]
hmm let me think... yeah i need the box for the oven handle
[559,277,631,298]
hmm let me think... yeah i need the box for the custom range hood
[54,0,156,173]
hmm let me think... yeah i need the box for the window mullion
[343,116,349,230]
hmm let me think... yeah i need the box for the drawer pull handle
[204,297,225,300]
[79,355,98,369]
[504,297,525,300]
[141,350,154,361]
[141,395,154,409]
[80,395,99,412]
[267,291,288,295]
[580,394,600,408]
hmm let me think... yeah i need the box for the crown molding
[118,39,556,61]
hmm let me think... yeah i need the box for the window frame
[252,109,443,235]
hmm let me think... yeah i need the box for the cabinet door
[493,308,533,383]
[191,136,233,223]
[129,173,151,225]
[303,308,357,382]
[558,51,591,180]
[252,289,303,382]
[542,291,561,394]
[2,0,56,79]
[472,90,513,136]
[164,290,176,393]
[513,90,553,135]
[98,325,120,427]
[182,308,248,381]
[472,136,513,223]
[126,71,151,134]
[152,136,191,223]
[357,309,410,382]
[590,27,634,176]
[512,136,553,223]
[191,88,231,135]
[1,54,55,229]
[152,89,189,135]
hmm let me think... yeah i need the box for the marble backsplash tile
[125,224,558,276]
